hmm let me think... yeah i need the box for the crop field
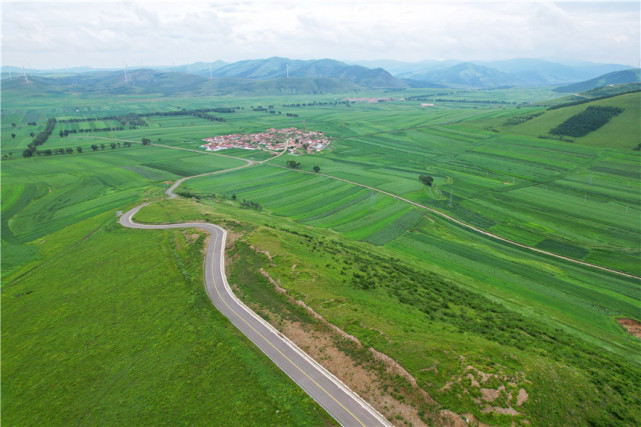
[133,195,641,425]
[2,86,640,426]
[1,145,245,277]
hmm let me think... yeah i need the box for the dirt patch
[481,406,520,416]
[255,268,438,426]
[481,388,501,402]
[259,268,361,346]
[182,231,200,245]
[516,388,529,406]
[617,318,641,338]
[250,245,272,260]
[225,230,243,247]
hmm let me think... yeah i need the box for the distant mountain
[357,58,633,88]
[554,69,641,93]
[1,68,372,96]
[1,65,111,75]
[347,59,462,76]
[209,57,409,89]
[159,60,228,77]
[477,59,598,85]
[4,58,636,92]
[1,69,210,96]
[400,62,524,88]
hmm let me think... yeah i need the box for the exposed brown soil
[617,318,641,338]
[516,388,529,406]
[256,268,434,426]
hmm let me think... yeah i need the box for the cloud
[1,0,639,68]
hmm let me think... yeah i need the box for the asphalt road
[119,203,390,426]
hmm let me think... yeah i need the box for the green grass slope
[554,68,641,93]
[508,92,641,149]
[135,195,641,426]
[1,211,331,426]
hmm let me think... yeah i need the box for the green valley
[2,83,640,426]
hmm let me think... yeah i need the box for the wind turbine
[124,63,131,83]
[22,66,30,84]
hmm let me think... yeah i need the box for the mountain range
[2,57,639,94]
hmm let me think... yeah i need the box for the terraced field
[3,87,639,426]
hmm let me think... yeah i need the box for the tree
[142,138,151,145]
[313,165,321,173]
[76,146,83,153]
[231,193,237,200]
[286,160,301,169]
[110,142,116,149]
[22,149,33,158]
[11,123,16,127]
[91,144,98,151]
[66,147,73,154]
[11,133,16,139]
[30,132,35,137]
[100,144,105,150]
[419,175,434,187]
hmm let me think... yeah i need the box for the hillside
[504,91,641,149]
[210,57,409,89]
[1,68,388,97]
[400,62,524,88]
[554,69,641,93]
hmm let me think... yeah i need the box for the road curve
[119,204,390,426]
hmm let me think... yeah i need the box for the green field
[2,86,640,425]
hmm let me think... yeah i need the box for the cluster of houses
[343,97,405,103]
[201,127,331,154]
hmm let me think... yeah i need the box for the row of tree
[28,147,82,157]
[58,127,131,137]
[281,101,353,108]
[22,118,57,157]
[90,142,132,151]
[193,112,226,122]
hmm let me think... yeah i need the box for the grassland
[1,147,332,425]
[2,86,640,426]
[2,209,331,426]
[135,194,641,426]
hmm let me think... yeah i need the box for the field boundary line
[266,163,641,281]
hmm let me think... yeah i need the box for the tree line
[24,141,133,158]
[22,118,56,157]
[281,101,353,108]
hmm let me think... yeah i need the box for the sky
[1,0,639,69]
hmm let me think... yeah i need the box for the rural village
[201,127,332,154]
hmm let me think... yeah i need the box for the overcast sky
[1,0,639,69]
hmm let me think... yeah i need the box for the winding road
[119,171,390,426]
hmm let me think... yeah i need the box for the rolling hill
[554,68,641,93]
[1,68,387,97]
[400,62,524,88]
[209,57,409,89]
[505,91,641,149]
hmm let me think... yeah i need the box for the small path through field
[100,125,640,281]
[267,163,641,281]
